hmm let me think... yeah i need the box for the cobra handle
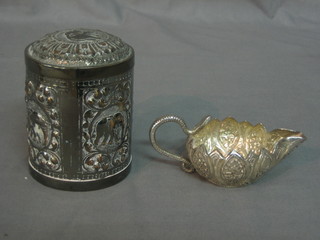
[149,115,211,173]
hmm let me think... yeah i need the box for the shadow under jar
[25,28,134,191]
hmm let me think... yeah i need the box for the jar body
[25,62,133,190]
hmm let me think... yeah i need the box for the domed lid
[26,28,133,68]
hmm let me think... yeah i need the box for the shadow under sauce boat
[150,115,306,187]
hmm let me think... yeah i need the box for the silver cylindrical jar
[25,29,134,190]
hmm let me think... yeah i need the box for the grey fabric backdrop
[0,0,319,239]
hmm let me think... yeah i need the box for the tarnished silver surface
[27,29,132,67]
[25,29,134,190]
[150,115,306,187]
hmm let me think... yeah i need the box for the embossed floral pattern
[25,78,62,172]
[82,76,132,173]
[187,117,305,187]
[27,29,132,67]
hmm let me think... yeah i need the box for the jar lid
[25,28,134,80]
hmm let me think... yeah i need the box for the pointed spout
[270,129,306,160]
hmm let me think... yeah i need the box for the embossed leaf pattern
[191,145,211,179]
[218,117,240,156]
[245,124,267,155]
[221,154,246,184]
[235,121,253,157]
[187,117,305,187]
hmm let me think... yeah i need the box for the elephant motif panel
[25,75,62,175]
[25,28,134,190]
[81,71,132,178]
